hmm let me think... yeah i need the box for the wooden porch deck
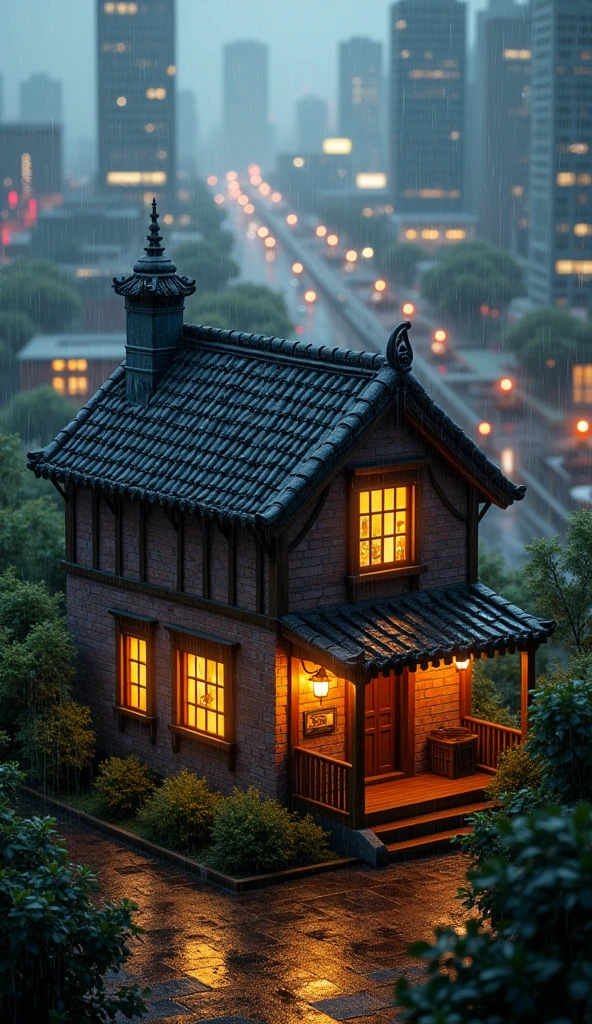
[365,770,492,826]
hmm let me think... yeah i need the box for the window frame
[347,463,425,582]
[109,609,158,741]
[165,624,238,770]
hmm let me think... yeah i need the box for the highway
[222,174,570,558]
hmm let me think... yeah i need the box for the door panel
[365,672,399,778]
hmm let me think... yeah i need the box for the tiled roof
[28,324,525,533]
[281,583,555,679]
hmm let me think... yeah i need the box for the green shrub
[138,769,218,851]
[486,743,545,805]
[209,788,333,876]
[94,755,155,821]
[528,674,592,803]
[18,700,95,790]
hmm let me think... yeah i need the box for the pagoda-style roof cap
[112,199,196,298]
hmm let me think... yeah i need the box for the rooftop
[18,334,126,361]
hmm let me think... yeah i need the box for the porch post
[348,678,366,830]
[459,662,472,721]
[520,649,536,742]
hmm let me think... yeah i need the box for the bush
[486,743,545,805]
[528,673,592,803]
[138,769,218,852]
[209,787,333,876]
[0,568,61,643]
[0,763,147,1023]
[18,700,95,790]
[471,660,518,727]
[1,385,78,448]
[94,755,155,821]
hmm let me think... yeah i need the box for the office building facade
[20,73,63,125]
[296,95,328,155]
[528,0,592,310]
[390,0,466,214]
[177,89,199,177]
[223,40,269,172]
[97,0,176,211]
[338,36,383,172]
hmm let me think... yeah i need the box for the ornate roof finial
[386,321,413,374]
[145,197,165,256]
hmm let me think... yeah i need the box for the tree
[378,242,428,287]
[528,674,592,804]
[0,498,65,592]
[0,435,25,511]
[186,283,293,338]
[524,508,592,653]
[506,307,591,400]
[0,261,81,334]
[421,240,525,332]
[396,802,592,1024]
[172,238,239,295]
[0,311,37,355]
[1,385,78,447]
[0,763,147,1023]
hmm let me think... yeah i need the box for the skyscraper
[528,0,592,311]
[223,41,269,172]
[177,89,199,177]
[97,0,176,211]
[338,37,383,172]
[390,0,467,213]
[20,73,63,125]
[296,95,328,154]
[473,0,531,255]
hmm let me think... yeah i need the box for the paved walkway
[46,811,468,1024]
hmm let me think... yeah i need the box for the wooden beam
[91,490,100,570]
[139,501,147,582]
[459,662,473,720]
[348,679,366,830]
[65,482,77,563]
[399,669,416,778]
[114,496,123,577]
[227,523,236,607]
[268,535,289,617]
[176,511,185,593]
[521,649,536,741]
[466,484,479,584]
[202,520,211,600]
[255,539,265,614]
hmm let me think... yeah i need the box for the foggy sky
[2,0,516,165]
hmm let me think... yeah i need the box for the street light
[499,378,514,393]
[304,290,317,303]
[374,280,387,292]
[478,421,492,436]
[402,302,416,316]
[286,214,298,225]
[576,419,590,436]
[292,262,304,275]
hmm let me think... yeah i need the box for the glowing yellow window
[573,365,592,404]
[124,635,147,711]
[359,486,412,569]
[183,654,225,738]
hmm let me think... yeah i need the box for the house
[28,203,554,861]
[18,332,125,405]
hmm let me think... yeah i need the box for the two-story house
[28,204,554,860]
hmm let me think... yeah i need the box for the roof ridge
[183,323,386,373]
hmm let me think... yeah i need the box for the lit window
[157,149,167,160]
[145,123,155,133]
[575,224,592,236]
[578,174,592,186]
[104,1,137,12]
[51,359,65,371]
[182,654,225,738]
[67,358,87,371]
[359,486,412,569]
[569,143,589,154]
[556,261,592,275]
[166,65,177,76]
[503,49,531,60]
[116,95,127,107]
[395,18,407,29]
[511,185,524,196]
[450,131,460,140]
[107,171,167,185]
[293,157,305,168]
[52,377,65,394]
[557,173,576,186]
[67,377,88,396]
[573,366,592,404]
[409,69,460,79]
[422,229,440,239]
[146,87,167,100]
[401,50,411,59]
[446,229,466,239]
[124,636,147,711]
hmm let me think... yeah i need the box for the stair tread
[372,801,493,836]
[387,827,473,853]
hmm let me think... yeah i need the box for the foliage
[506,309,590,402]
[0,618,75,724]
[0,770,147,1023]
[479,545,535,613]
[0,260,81,334]
[94,756,156,821]
[379,242,428,286]
[485,743,545,805]
[0,498,65,592]
[524,509,592,652]
[0,385,78,448]
[172,238,239,295]
[209,787,332,876]
[421,240,525,332]
[185,177,228,239]
[18,701,95,789]
[187,282,293,338]
[0,311,37,356]
[0,435,26,511]
[138,769,219,853]
[0,569,61,644]
[396,803,592,1024]
[471,660,519,727]
[528,673,592,804]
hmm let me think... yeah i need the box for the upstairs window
[359,485,412,569]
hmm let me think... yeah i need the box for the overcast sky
[1,0,515,161]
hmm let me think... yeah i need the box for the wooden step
[386,827,473,863]
[365,785,488,828]
[371,801,493,846]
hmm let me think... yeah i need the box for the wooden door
[365,672,399,779]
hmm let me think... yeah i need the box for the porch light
[455,656,470,670]
[310,666,330,701]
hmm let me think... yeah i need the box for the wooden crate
[428,731,478,779]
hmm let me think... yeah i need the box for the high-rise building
[223,40,269,172]
[338,37,383,172]
[177,89,199,177]
[473,0,531,255]
[19,73,63,125]
[296,95,328,154]
[97,0,176,211]
[390,0,467,214]
[0,73,4,123]
[528,0,592,311]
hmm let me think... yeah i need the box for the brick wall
[183,515,203,595]
[67,573,282,798]
[293,658,348,761]
[146,504,176,590]
[75,488,92,567]
[414,664,461,773]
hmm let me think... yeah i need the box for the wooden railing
[462,716,522,771]
[292,747,351,818]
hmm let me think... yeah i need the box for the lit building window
[557,173,576,186]
[103,1,138,12]
[556,260,592,275]
[511,185,524,196]
[67,377,88,396]
[51,359,65,372]
[409,69,460,79]
[293,157,305,168]
[578,174,592,186]
[124,636,147,711]
[182,654,225,738]
[146,87,167,100]
[116,96,127,107]
[575,224,592,237]
[450,131,460,140]
[157,150,167,160]
[395,19,407,29]
[359,486,412,569]
[405,229,417,240]
[107,171,167,185]
[166,65,177,76]
[573,366,592,404]
[67,358,87,371]
[422,229,440,239]
[145,123,155,133]
[503,49,531,60]
[52,377,65,394]
[401,49,411,59]
[569,143,589,154]
[446,229,466,239]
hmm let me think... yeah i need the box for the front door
[365,672,399,779]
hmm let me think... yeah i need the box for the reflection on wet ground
[43,810,467,1023]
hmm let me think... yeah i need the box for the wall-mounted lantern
[301,661,331,702]
[454,655,470,671]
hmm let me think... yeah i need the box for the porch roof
[281,583,555,680]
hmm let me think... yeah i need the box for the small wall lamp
[454,656,470,671]
[301,661,331,701]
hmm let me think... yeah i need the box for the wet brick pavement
[35,807,468,1024]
